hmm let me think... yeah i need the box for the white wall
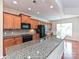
[0,0,3,58]
[64,8,79,15]
[52,17,79,41]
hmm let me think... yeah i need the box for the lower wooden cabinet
[3,38,15,56]
[36,34,40,40]
[4,37,23,48]
[14,37,23,45]
[4,38,15,48]
[33,34,36,40]
[3,37,23,56]
[33,33,40,40]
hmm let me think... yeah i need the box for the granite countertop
[3,36,63,59]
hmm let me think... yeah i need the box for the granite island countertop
[3,36,64,59]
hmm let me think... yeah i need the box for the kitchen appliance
[21,23,31,29]
[37,25,45,38]
[21,23,32,42]
[22,34,32,42]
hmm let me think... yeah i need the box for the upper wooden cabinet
[21,15,40,29]
[31,19,38,29]
[13,16,21,29]
[31,19,35,29]
[4,13,14,29]
[3,13,21,29]
[21,15,31,23]
[3,13,52,30]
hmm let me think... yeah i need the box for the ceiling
[61,0,79,15]
[3,0,79,21]
[61,0,79,8]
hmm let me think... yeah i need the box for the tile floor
[62,40,79,59]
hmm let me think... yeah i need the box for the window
[57,23,72,39]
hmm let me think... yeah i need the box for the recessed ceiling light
[50,5,54,8]
[13,1,18,4]
[28,8,31,11]
[37,11,40,14]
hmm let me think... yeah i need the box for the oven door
[22,34,32,42]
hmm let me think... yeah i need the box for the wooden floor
[62,40,79,59]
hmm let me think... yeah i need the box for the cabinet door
[31,20,36,29]
[35,20,39,29]
[4,13,14,29]
[14,16,21,29]
[15,37,23,45]
[21,15,31,23]
[33,34,39,40]
[4,38,14,48]
[33,34,36,40]
[36,34,40,40]
[3,38,14,55]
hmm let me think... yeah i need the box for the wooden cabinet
[31,19,38,29]
[3,38,14,48]
[21,15,33,28]
[3,37,23,55]
[21,15,31,23]
[33,34,36,40]
[36,34,40,40]
[21,15,39,29]
[4,13,14,29]
[31,20,35,29]
[4,13,21,29]
[34,20,38,29]
[14,37,23,45]
[4,37,23,47]
[33,33,40,40]
[13,16,21,29]
[4,13,52,30]
[3,38,15,56]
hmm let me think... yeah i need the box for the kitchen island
[3,36,64,59]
